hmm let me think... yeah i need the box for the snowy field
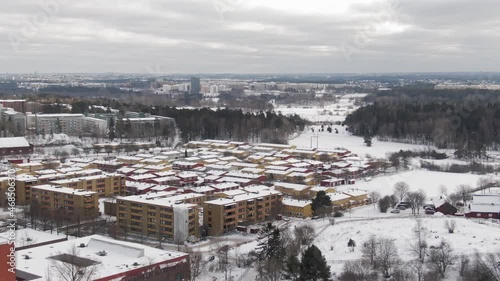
[275,94,365,123]
[337,170,494,198]
[187,213,500,281]
[315,217,500,277]
[290,126,435,158]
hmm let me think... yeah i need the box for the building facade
[117,192,199,242]
[0,137,32,156]
[203,189,282,236]
[30,185,99,220]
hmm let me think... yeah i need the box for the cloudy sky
[1,0,499,73]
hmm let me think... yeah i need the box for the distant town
[1,73,500,281]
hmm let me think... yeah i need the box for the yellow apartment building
[50,173,126,198]
[282,198,312,218]
[203,190,283,236]
[117,192,199,242]
[274,182,312,198]
[30,184,99,220]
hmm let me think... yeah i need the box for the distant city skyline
[1,0,500,73]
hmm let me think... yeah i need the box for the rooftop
[0,137,30,148]
[31,184,97,196]
[16,235,188,281]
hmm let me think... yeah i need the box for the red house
[465,192,500,219]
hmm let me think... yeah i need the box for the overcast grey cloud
[1,0,499,73]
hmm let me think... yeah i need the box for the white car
[390,209,400,214]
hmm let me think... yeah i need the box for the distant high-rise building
[190,77,201,94]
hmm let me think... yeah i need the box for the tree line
[149,106,308,144]
[345,89,500,158]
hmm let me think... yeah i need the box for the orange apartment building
[203,189,283,236]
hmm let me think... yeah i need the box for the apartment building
[50,173,126,198]
[16,235,190,281]
[282,198,312,218]
[274,182,312,198]
[82,116,108,136]
[117,192,199,242]
[203,189,282,236]
[30,185,99,220]
[26,113,84,135]
[15,173,68,205]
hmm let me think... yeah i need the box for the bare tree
[444,220,456,234]
[407,192,419,215]
[408,260,425,281]
[414,189,427,215]
[339,260,378,281]
[49,245,101,281]
[190,251,204,281]
[71,147,81,157]
[294,223,315,247]
[470,252,500,281]
[174,231,187,251]
[368,191,381,209]
[410,219,428,263]
[361,236,378,268]
[439,185,448,196]
[458,255,470,277]
[427,239,455,278]
[456,184,473,205]
[391,265,413,281]
[393,182,410,202]
[375,238,400,278]
[217,245,232,281]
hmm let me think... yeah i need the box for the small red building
[0,137,33,156]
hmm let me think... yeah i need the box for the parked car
[396,206,406,210]
[425,209,435,215]
[391,209,401,214]
[283,217,291,222]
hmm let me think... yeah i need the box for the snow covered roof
[469,203,500,213]
[119,193,197,208]
[0,137,30,148]
[31,184,97,196]
[342,189,368,197]
[206,190,281,206]
[16,235,188,281]
[282,198,311,208]
[328,192,351,202]
[274,182,310,191]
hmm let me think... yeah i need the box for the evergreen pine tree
[299,245,331,281]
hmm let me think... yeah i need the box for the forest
[149,106,308,144]
[344,89,500,158]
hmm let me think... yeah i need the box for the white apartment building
[27,113,84,135]
[27,113,109,136]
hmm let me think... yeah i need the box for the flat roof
[282,198,311,208]
[274,182,310,191]
[16,235,188,281]
[31,184,97,196]
[206,190,281,206]
[118,192,197,208]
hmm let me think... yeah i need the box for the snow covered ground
[338,170,494,198]
[290,126,436,158]
[275,95,365,123]
[315,217,500,277]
